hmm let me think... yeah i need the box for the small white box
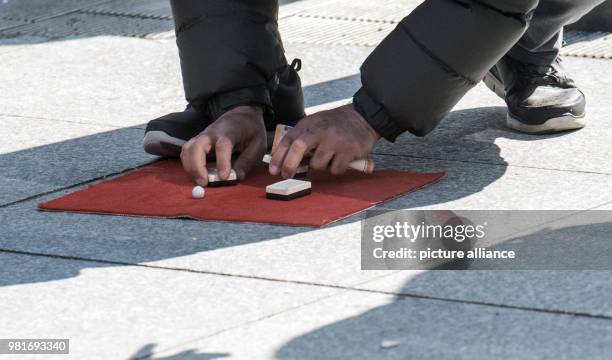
[207,168,237,187]
[266,179,312,200]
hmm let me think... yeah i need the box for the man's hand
[181,105,266,186]
[269,104,380,179]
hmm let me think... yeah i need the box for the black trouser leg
[508,0,606,65]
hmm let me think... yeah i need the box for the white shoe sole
[506,113,586,134]
[143,131,186,157]
[144,130,278,158]
[483,72,586,134]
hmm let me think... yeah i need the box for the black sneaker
[483,55,586,134]
[144,106,285,158]
[143,105,210,157]
[143,105,286,159]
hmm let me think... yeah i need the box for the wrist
[226,105,263,116]
[347,103,381,143]
[202,86,272,125]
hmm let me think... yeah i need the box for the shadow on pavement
[129,343,228,360]
[304,74,361,108]
[275,221,612,359]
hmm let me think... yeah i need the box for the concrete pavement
[1,0,611,359]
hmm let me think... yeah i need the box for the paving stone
[353,209,612,317]
[148,290,612,360]
[370,155,612,210]
[291,0,421,23]
[0,114,119,154]
[285,43,370,88]
[0,176,51,206]
[0,36,185,128]
[0,251,338,360]
[0,193,398,288]
[0,0,102,24]
[2,12,173,39]
[0,18,26,32]
[357,269,612,318]
[595,201,612,210]
[83,0,172,20]
[279,0,347,19]
[0,121,155,205]
[0,33,43,42]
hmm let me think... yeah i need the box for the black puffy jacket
[171,0,539,141]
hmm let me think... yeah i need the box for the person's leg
[483,0,605,134]
[508,0,605,65]
[353,0,541,141]
[144,0,304,158]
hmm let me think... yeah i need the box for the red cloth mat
[38,160,444,227]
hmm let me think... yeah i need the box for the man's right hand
[180,105,267,186]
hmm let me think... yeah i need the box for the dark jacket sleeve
[353,0,539,141]
[170,0,294,125]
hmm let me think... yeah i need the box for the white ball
[192,185,205,199]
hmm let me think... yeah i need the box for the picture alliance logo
[371,219,488,243]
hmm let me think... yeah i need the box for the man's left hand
[269,104,380,178]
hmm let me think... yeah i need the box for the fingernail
[269,165,278,174]
[196,178,207,187]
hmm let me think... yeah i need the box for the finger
[214,136,234,180]
[329,153,353,176]
[269,130,299,176]
[309,147,334,171]
[281,132,319,179]
[233,138,265,180]
[180,139,195,174]
[182,135,212,186]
